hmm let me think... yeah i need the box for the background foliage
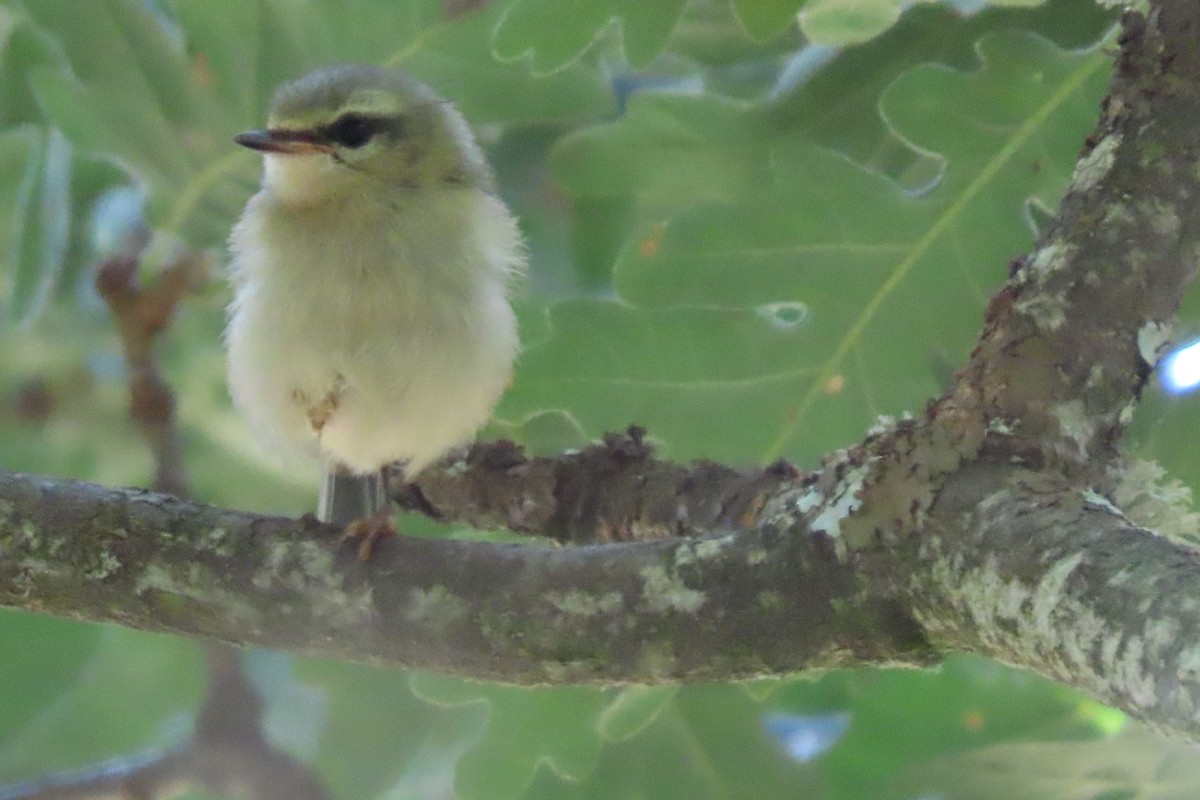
[3,0,1198,797]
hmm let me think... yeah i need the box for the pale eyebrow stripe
[343,89,405,116]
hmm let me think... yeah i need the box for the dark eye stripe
[323,113,405,148]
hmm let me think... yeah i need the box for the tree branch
[911,460,1200,739]
[0,467,934,683]
[942,0,1200,472]
[394,428,801,544]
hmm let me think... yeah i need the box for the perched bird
[225,65,523,546]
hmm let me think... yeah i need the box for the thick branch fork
[4,451,1200,737]
[911,462,1200,738]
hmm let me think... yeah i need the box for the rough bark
[391,428,802,544]
[911,461,1200,738]
[0,468,934,683]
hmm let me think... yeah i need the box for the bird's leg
[318,458,395,561]
[303,376,395,560]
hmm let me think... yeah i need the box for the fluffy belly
[226,274,516,477]
[226,186,521,477]
[317,348,509,475]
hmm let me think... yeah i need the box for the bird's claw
[341,507,397,561]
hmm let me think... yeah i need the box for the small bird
[225,65,523,548]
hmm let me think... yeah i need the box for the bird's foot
[341,507,397,561]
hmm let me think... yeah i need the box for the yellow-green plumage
[225,65,523,523]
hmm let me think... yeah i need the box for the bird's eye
[327,113,375,149]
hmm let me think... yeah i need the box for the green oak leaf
[493,0,689,73]
[523,32,1110,467]
[892,725,1193,800]
[411,673,612,800]
[0,622,204,781]
[22,0,611,256]
[799,0,1050,45]
[732,0,807,42]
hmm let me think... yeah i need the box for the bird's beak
[234,129,334,155]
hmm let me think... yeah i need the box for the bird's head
[235,64,493,206]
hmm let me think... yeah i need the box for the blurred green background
[3,0,1200,797]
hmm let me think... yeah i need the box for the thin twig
[94,251,208,498]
